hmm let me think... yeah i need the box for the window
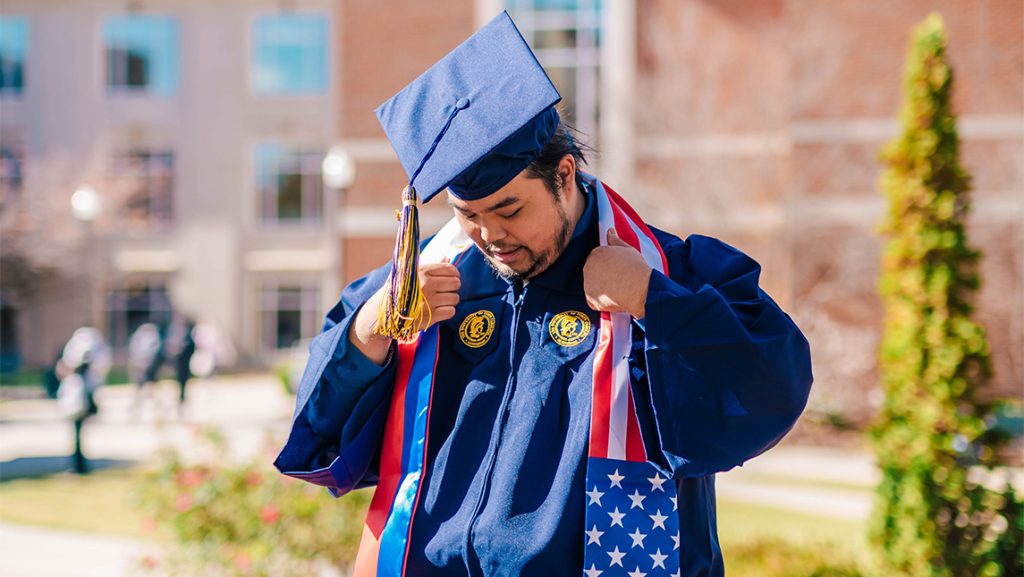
[0,144,24,197]
[255,143,323,224]
[0,17,27,96]
[113,150,174,225]
[259,284,320,350]
[251,13,328,95]
[505,0,602,137]
[106,282,172,348]
[103,15,179,95]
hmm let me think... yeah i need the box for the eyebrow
[447,195,521,214]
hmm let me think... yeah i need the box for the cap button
[455,97,471,110]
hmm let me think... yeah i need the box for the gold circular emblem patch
[549,311,591,347]
[459,310,495,348]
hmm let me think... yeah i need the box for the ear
[557,154,576,190]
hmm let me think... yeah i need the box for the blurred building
[1,0,341,366]
[1,0,1020,416]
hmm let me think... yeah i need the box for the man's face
[448,171,575,282]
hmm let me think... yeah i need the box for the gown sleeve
[634,234,813,478]
[273,262,399,496]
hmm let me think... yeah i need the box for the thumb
[607,228,630,247]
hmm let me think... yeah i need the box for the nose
[478,220,506,245]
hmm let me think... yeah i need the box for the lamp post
[322,146,356,302]
[70,185,102,328]
[68,185,101,474]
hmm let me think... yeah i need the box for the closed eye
[499,208,522,219]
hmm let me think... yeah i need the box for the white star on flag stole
[583,459,680,577]
[582,181,680,577]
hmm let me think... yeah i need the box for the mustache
[485,243,522,253]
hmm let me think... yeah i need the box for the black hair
[524,122,593,199]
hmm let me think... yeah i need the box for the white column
[600,0,636,190]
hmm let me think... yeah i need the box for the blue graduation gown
[275,184,813,577]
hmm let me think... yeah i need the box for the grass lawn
[719,498,868,551]
[719,497,871,574]
[0,468,149,539]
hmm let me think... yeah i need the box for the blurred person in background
[41,346,65,399]
[189,320,237,380]
[139,312,197,418]
[128,322,162,414]
[160,312,196,416]
[55,326,111,474]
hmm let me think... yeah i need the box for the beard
[479,205,573,283]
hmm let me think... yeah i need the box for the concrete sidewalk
[718,444,878,521]
[1,374,295,476]
[0,522,156,577]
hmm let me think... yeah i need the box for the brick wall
[635,0,1023,423]
[336,0,475,278]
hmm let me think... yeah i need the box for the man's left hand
[583,229,652,318]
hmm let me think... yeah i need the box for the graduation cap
[373,11,561,340]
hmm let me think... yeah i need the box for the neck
[566,178,586,234]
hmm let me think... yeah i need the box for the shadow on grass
[0,456,138,481]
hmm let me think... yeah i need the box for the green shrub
[136,426,370,576]
[872,13,1022,577]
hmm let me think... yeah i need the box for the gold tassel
[375,185,431,341]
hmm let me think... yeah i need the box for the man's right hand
[415,262,462,331]
[349,262,462,365]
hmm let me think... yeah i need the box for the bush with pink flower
[136,426,369,576]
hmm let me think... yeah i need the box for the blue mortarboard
[375,11,562,202]
[372,11,561,341]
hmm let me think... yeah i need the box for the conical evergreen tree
[872,13,1022,577]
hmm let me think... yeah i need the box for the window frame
[101,13,181,97]
[247,11,331,98]
[252,141,326,228]
[0,139,26,198]
[504,0,603,139]
[111,147,176,228]
[105,279,173,350]
[0,16,29,98]
[256,280,321,351]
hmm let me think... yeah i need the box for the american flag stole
[583,182,679,577]
[357,179,678,576]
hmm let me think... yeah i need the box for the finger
[428,292,460,308]
[607,228,629,247]
[424,276,461,293]
[432,306,457,323]
[421,263,460,277]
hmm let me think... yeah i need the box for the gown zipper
[463,280,526,575]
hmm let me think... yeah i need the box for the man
[276,12,812,577]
